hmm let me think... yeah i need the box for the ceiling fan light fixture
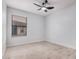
[41,7,46,10]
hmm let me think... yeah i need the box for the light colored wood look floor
[5,41,76,59]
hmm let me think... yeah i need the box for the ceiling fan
[33,0,54,12]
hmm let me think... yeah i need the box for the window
[12,15,27,36]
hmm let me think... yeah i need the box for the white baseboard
[46,40,76,49]
[7,39,75,50]
[7,39,45,47]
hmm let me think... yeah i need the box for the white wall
[7,4,76,49]
[45,4,76,49]
[7,7,45,47]
[2,0,7,57]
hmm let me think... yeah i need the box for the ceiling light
[41,7,46,10]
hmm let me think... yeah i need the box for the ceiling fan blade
[46,7,54,9]
[38,8,41,10]
[33,3,42,7]
[45,0,48,3]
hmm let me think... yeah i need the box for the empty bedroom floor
[5,41,76,59]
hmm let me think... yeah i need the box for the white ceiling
[5,0,76,16]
